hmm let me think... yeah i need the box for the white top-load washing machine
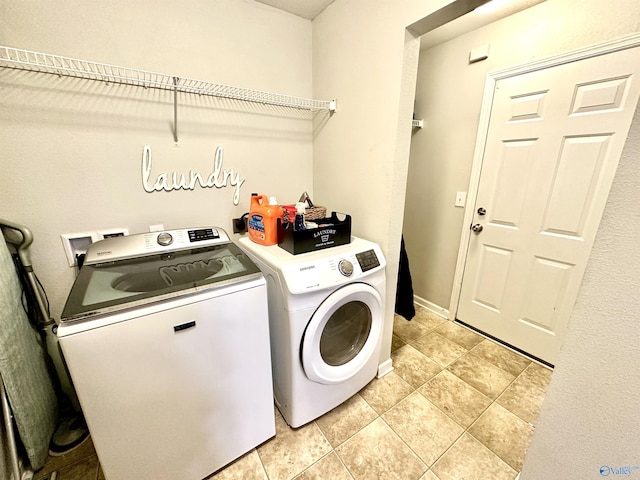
[239,236,386,428]
[58,227,275,480]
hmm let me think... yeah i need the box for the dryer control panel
[280,248,384,294]
[337,249,380,277]
[237,236,386,296]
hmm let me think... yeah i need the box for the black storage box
[277,212,351,255]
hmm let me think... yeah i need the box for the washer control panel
[188,228,220,242]
[85,227,227,265]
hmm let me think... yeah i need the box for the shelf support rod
[173,76,179,144]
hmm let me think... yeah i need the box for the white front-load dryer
[239,236,386,428]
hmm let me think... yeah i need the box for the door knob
[471,224,483,233]
[477,207,486,215]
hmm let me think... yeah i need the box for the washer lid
[61,241,261,323]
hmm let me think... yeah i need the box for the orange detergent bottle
[248,194,283,246]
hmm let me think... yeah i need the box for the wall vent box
[61,232,100,267]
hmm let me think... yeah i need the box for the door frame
[449,32,640,320]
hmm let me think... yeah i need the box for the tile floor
[34,305,553,480]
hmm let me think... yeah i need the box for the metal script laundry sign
[141,145,245,205]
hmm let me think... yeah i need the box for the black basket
[277,212,351,255]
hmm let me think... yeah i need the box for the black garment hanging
[395,235,415,320]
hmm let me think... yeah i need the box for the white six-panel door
[456,45,640,365]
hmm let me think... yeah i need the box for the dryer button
[338,259,354,277]
[157,232,174,246]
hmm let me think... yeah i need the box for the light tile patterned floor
[34,305,553,480]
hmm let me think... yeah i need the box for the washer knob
[338,259,354,277]
[157,232,173,246]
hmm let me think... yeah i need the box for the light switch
[455,192,467,207]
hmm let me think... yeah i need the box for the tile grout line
[255,446,271,480]
[410,384,499,477]
[401,314,536,476]
[331,445,357,480]
[307,418,350,479]
[376,414,430,477]
[372,359,463,479]
[454,364,536,474]
[357,366,434,479]
[293,391,382,480]
[254,311,544,479]
[444,357,531,473]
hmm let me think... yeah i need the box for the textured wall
[312,0,438,369]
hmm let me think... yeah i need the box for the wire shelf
[0,46,336,112]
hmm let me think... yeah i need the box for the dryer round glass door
[301,283,382,385]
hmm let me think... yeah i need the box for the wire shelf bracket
[0,46,337,142]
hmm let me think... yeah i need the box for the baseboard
[413,294,450,320]
[377,358,394,378]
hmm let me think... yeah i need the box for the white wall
[405,0,640,313]
[0,0,314,319]
[312,0,452,371]
[521,101,640,480]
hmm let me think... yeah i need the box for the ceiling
[254,0,336,20]
[254,0,545,48]
[420,0,545,49]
